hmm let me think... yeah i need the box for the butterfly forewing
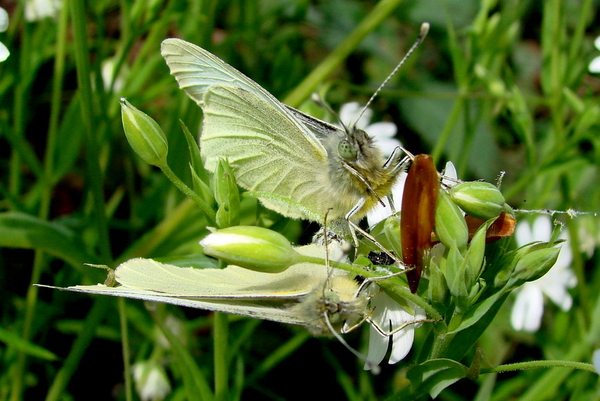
[202,85,333,220]
[115,258,325,299]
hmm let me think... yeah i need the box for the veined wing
[161,38,326,153]
[36,283,307,325]
[114,258,328,299]
[201,85,333,219]
[161,38,278,106]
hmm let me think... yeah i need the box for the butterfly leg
[366,315,440,337]
[345,199,403,266]
[382,146,413,172]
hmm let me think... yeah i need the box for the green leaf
[0,212,95,268]
[406,358,469,398]
[0,326,58,361]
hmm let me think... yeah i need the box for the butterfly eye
[338,139,358,161]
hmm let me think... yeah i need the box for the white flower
[365,292,426,369]
[101,57,128,93]
[339,102,401,157]
[510,216,576,332]
[132,361,171,401]
[366,173,407,227]
[25,0,62,21]
[0,7,9,62]
[593,349,600,374]
[154,314,186,349]
[590,36,600,73]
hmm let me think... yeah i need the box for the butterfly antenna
[311,93,352,133]
[323,208,334,294]
[353,22,430,128]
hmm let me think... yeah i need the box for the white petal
[389,326,415,363]
[0,8,8,32]
[541,280,573,311]
[389,304,425,364]
[515,220,534,247]
[589,57,600,73]
[366,173,406,226]
[25,0,62,21]
[366,196,394,227]
[511,284,544,332]
[442,161,458,186]
[532,216,552,242]
[0,42,8,62]
[366,121,397,139]
[377,138,403,157]
[593,349,600,373]
[595,37,600,51]
[365,325,388,369]
[339,102,361,125]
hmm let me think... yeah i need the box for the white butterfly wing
[36,258,330,325]
[37,283,307,325]
[201,85,334,220]
[160,38,327,156]
[114,258,326,299]
[161,38,278,106]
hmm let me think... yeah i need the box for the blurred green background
[1,0,599,400]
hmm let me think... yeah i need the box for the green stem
[431,94,465,164]
[429,309,464,359]
[481,360,596,375]
[45,299,110,401]
[117,198,197,263]
[118,298,133,401]
[160,163,216,224]
[213,312,229,401]
[70,0,112,262]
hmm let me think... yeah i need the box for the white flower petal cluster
[365,292,426,369]
[25,0,62,21]
[510,216,576,332]
[0,7,9,62]
[132,361,171,401]
[589,36,600,73]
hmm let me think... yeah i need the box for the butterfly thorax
[293,274,368,337]
[324,128,400,221]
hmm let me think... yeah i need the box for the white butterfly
[37,244,368,337]
[160,38,414,236]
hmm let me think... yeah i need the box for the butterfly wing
[36,258,330,325]
[162,39,341,220]
[37,283,308,325]
[201,85,335,220]
[114,258,325,299]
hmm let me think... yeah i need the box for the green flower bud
[512,245,561,284]
[120,98,168,167]
[213,159,240,228]
[449,182,505,220]
[464,217,495,285]
[435,190,469,250]
[444,244,469,301]
[427,261,449,309]
[200,226,300,273]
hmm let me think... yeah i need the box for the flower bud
[449,182,505,220]
[200,226,300,273]
[435,190,469,250]
[213,159,240,228]
[133,361,171,401]
[120,98,168,167]
[512,245,561,284]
